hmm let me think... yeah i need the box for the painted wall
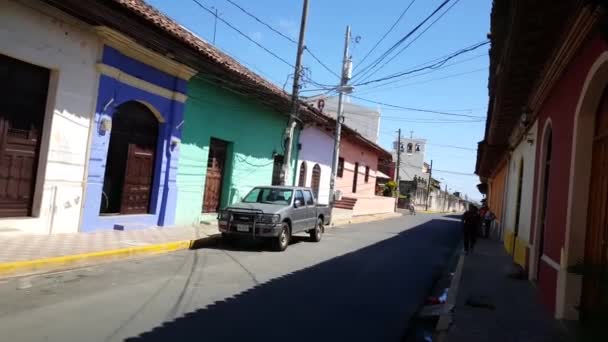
[335,135,395,215]
[297,126,333,205]
[488,162,507,227]
[81,46,187,232]
[175,78,298,225]
[0,0,100,234]
[503,121,538,268]
[529,34,607,316]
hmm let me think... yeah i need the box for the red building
[477,1,608,321]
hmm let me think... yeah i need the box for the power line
[356,0,417,69]
[427,143,477,151]
[305,47,341,79]
[356,52,486,95]
[224,0,340,80]
[359,0,462,83]
[354,40,489,87]
[350,95,485,119]
[224,0,297,43]
[352,0,452,83]
[432,169,477,176]
[191,0,293,67]
[356,67,487,95]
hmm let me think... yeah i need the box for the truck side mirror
[294,199,303,208]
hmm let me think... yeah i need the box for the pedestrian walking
[483,210,496,238]
[462,205,481,254]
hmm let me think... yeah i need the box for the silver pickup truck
[217,186,332,251]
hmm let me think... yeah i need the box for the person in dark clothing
[462,205,481,254]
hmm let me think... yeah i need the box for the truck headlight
[258,214,280,224]
[218,210,231,221]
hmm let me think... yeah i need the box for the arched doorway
[100,101,158,215]
[582,88,608,318]
[311,164,321,199]
[536,126,552,281]
[298,162,307,187]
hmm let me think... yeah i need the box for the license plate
[236,224,250,232]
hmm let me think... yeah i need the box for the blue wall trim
[102,46,188,94]
[82,50,186,232]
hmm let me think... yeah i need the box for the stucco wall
[336,136,380,198]
[81,46,187,232]
[0,0,100,234]
[175,78,298,225]
[503,121,538,267]
[297,127,333,205]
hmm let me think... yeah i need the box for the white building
[0,0,100,234]
[306,95,381,143]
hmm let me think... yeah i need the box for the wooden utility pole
[281,0,309,185]
[425,160,433,211]
[329,25,352,201]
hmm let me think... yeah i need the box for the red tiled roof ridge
[112,0,287,97]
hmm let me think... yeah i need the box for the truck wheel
[310,218,324,242]
[273,223,290,252]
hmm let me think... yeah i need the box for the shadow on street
[126,218,461,342]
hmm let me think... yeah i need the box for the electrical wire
[358,0,462,83]
[355,53,486,95]
[353,40,489,87]
[223,0,340,80]
[350,95,485,119]
[355,0,417,69]
[352,0,452,83]
[191,0,293,67]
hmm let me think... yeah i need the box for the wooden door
[0,54,48,218]
[0,118,40,217]
[203,139,228,213]
[582,90,608,317]
[311,164,321,199]
[120,144,155,214]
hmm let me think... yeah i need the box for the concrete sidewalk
[443,239,571,342]
[0,212,403,278]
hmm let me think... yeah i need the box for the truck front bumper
[218,221,282,238]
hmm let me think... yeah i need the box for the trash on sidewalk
[465,295,496,310]
[426,288,448,305]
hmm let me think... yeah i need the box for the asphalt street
[0,213,462,342]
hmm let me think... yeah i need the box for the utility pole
[212,7,219,44]
[329,25,352,201]
[425,160,433,211]
[395,128,402,185]
[281,0,309,186]
[443,183,448,212]
[395,128,402,210]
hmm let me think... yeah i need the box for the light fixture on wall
[170,136,181,151]
[526,132,535,145]
[520,109,531,128]
[99,114,112,134]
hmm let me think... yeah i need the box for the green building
[175,77,299,224]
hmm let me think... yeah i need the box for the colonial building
[0,0,100,234]
[477,0,608,321]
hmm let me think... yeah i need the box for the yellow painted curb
[0,239,199,278]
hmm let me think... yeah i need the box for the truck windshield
[243,188,294,205]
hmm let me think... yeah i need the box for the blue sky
[147,0,490,201]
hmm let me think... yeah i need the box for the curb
[434,253,466,342]
[331,212,402,227]
[0,236,216,279]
